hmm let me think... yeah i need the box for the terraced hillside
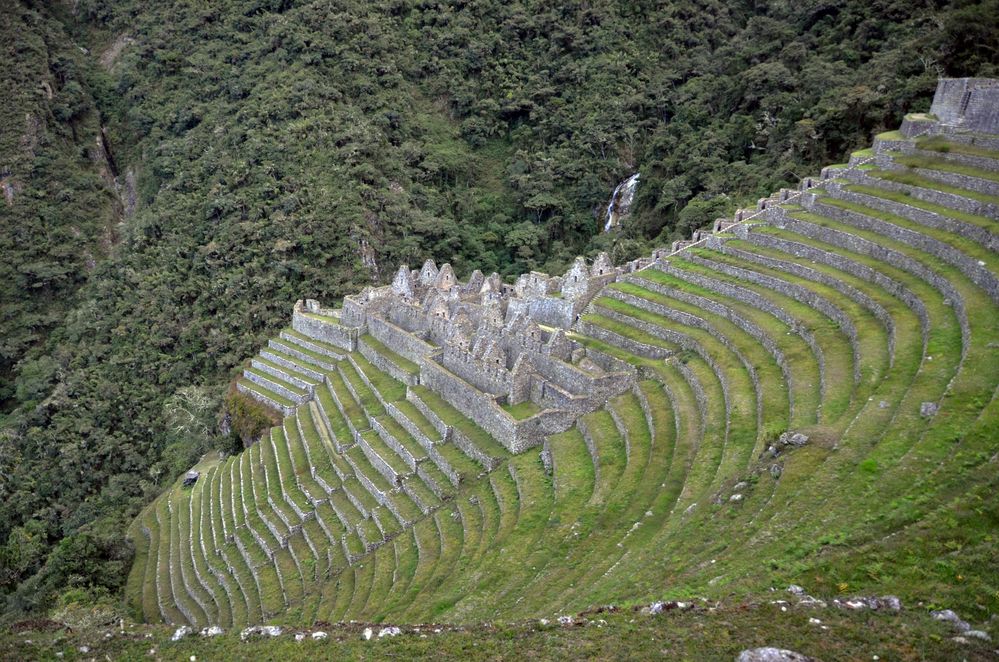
[126,80,999,629]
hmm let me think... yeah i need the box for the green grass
[243,368,308,397]
[6,602,995,661]
[891,153,999,183]
[361,334,420,375]
[393,398,442,440]
[126,141,999,634]
[867,168,999,206]
[236,377,295,408]
[410,385,505,458]
[842,183,999,233]
[270,337,336,366]
[281,327,346,356]
[501,400,542,419]
[351,351,408,401]
[916,135,999,160]
[875,129,904,141]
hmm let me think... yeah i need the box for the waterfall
[603,172,640,232]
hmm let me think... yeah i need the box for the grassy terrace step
[272,426,319,513]
[244,366,309,397]
[269,337,338,368]
[634,267,822,428]
[360,333,420,375]
[775,210,994,498]
[345,444,394,505]
[259,345,330,379]
[204,473,254,627]
[727,234,925,423]
[416,459,455,498]
[866,167,999,206]
[519,398,646,610]
[315,381,354,448]
[290,410,336,495]
[165,499,208,626]
[409,385,510,463]
[280,327,346,358]
[253,354,322,386]
[360,427,412,479]
[819,193,999,272]
[403,474,442,512]
[338,359,387,415]
[351,352,408,402]
[592,294,762,478]
[236,377,296,409]
[548,392,677,610]
[611,280,792,433]
[693,246,889,395]
[580,312,676,355]
[326,369,370,436]
[431,438,484,483]
[916,135,999,160]
[666,251,855,425]
[298,404,342,491]
[126,510,155,622]
[731,216,966,532]
[839,182,999,242]
[257,433,303,525]
[129,119,999,630]
[501,400,542,419]
[889,153,999,183]
[327,487,365,531]
[153,503,187,625]
[374,413,428,465]
[392,398,441,441]
[183,497,223,625]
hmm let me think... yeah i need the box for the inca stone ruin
[131,78,999,629]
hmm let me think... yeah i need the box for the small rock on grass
[931,609,970,632]
[736,647,817,662]
[171,626,193,642]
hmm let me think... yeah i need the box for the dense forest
[1,0,996,619]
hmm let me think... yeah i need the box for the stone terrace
[128,78,999,630]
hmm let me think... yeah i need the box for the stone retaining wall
[807,197,999,304]
[684,252,862,385]
[653,262,828,405]
[822,181,999,253]
[717,242,897,366]
[843,169,999,218]
[770,211,970,358]
[740,228,931,355]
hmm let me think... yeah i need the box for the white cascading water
[603,172,640,231]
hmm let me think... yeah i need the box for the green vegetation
[916,135,999,159]
[1,0,999,648]
[501,401,541,420]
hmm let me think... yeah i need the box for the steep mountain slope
[130,99,999,629]
[1,0,997,624]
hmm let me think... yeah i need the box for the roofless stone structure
[242,253,637,453]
